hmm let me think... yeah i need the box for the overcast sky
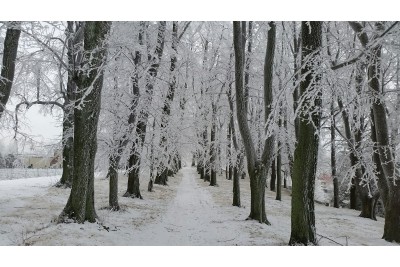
[0,104,61,154]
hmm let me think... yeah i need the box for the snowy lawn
[0,166,397,245]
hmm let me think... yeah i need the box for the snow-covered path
[132,167,238,245]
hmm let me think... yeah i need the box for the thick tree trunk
[289,21,322,245]
[0,22,21,119]
[124,152,143,198]
[59,22,111,223]
[247,164,269,224]
[367,23,400,242]
[57,22,84,188]
[155,168,168,186]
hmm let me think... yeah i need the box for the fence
[0,168,63,181]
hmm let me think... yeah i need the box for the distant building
[23,149,62,169]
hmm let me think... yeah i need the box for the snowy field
[0,166,398,246]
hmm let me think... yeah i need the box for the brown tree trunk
[289,21,322,245]
[108,154,120,211]
[330,101,339,208]
[233,21,276,224]
[59,21,111,223]
[0,22,21,119]
[209,110,217,186]
[232,165,241,207]
[227,78,241,205]
[57,22,83,188]
[270,158,276,191]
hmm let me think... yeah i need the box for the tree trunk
[57,22,83,188]
[289,21,322,245]
[148,119,156,192]
[57,107,74,187]
[232,165,241,207]
[124,152,143,198]
[330,101,339,208]
[292,21,301,140]
[59,21,111,223]
[209,111,217,186]
[366,23,400,242]
[247,164,269,223]
[154,168,168,186]
[227,80,240,205]
[226,121,233,180]
[108,155,120,211]
[233,21,276,225]
[270,158,276,191]
[276,146,282,201]
[0,22,21,119]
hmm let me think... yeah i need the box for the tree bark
[108,154,120,210]
[365,22,400,242]
[331,101,339,208]
[270,158,276,191]
[209,106,217,186]
[227,78,240,206]
[289,21,322,245]
[57,22,84,188]
[276,150,282,201]
[59,21,111,223]
[233,21,276,224]
[0,22,21,119]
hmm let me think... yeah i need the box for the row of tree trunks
[155,21,179,186]
[125,21,166,197]
[347,22,398,234]
[365,22,400,242]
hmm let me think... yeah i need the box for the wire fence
[0,168,62,181]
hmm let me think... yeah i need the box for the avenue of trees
[1,21,400,244]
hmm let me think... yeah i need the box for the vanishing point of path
[132,166,239,245]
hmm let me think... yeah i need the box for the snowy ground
[0,166,398,246]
